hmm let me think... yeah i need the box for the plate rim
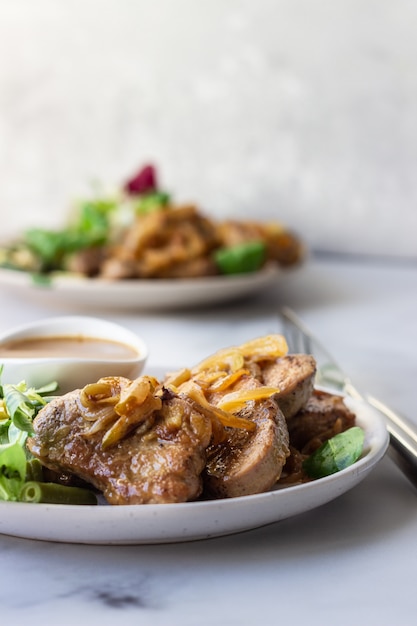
[0,262,282,289]
[0,263,285,309]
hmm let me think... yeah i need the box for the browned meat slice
[287,389,356,453]
[27,377,212,505]
[64,246,107,277]
[261,354,316,419]
[277,389,357,484]
[203,375,290,499]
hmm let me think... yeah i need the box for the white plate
[0,264,284,310]
[0,395,388,544]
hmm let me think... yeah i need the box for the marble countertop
[1,254,416,625]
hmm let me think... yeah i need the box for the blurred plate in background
[0,263,286,311]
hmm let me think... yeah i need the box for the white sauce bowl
[0,316,148,394]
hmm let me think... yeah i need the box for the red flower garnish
[124,164,158,195]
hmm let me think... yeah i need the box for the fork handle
[367,395,417,489]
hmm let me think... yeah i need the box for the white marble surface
[1,0,417,258]
[0,254,417,624]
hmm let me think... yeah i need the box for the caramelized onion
[80,378,122,407]
[79,404,117,423]
[217,386,280,413]
[192,347,245,374]
[180,382,256,434]
[83,407,120,437]
[208,369,250,392]
[102,393,162,450]
[238,335,288,362]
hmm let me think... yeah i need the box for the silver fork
[281,306,417,489]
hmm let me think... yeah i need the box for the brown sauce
[0,335,139,360]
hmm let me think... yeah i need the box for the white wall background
[0,0,416,258]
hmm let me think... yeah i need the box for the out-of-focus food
[0,164,305,280]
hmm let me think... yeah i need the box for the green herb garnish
[0,443,28,501]
[214,240,266,275]
[23,197,115,272]
[135,191,170,215]
[303,427,365,479]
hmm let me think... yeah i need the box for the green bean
[25,458,44,482]
[19,481,98,505]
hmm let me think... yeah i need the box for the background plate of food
[0,164,305,310]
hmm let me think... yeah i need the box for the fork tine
[281,307,330,359]
[281,309,312,354]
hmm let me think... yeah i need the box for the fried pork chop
[27,377,212,505]
[278,389,357,484]
[287,389,356,453]
[260,354,316,419]
[25,335,342,504]
[202,375,290,499]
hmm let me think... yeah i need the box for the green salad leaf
[75,198,117,237]
[214,240,267,275]
[1,380,57,434]
[21,197,119,272]
[0,442,27,501]
[0,372,97,505]
[135,191,170,215]
[303,426,365,479]
[0,374,58,501]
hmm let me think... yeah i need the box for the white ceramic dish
[0,264,284,310]
[0,394,388,544]
[0,316,148,393]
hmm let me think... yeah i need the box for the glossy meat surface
[27,381,212,505]
[203,375,290,498]
[287,389,356,453]
[261,354,316,419]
